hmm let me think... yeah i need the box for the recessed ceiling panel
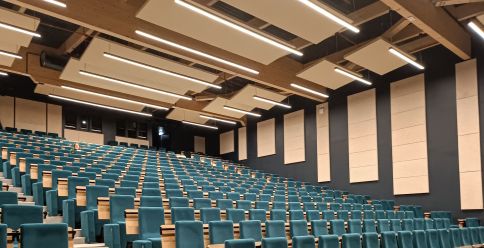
[297,60,353,89]
[34,84,144,111]
[167,108,208,124]
[136,0,291,64]
[345,38,408,75]
[222,0,345,44]
[230,85,287,110]
[203,97,254,118]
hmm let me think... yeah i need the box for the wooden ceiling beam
[61,27,95,54]
[446,3,484,21]
[434,0,484,6]
[379,0,471,60]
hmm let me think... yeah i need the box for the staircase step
[44,215,63,224]
[73,243,107,248]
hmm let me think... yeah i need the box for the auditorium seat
[381,231,397,248]
[289,210,305,221]
[318,234,339,248]
[270,209,286,221]
[330,219,345,236]
[342,233,361,248]
[362,232,379,248]
[227,208,245,223]
[261,237,288,248]
[171,207,195,223]
[209,220,234,244]
[413,230,427,248]
[290,220,309,237]
[239,220,262,241]
[249,209,266,223]
[0,224,6,248]
[266,220,285,238]
[426,229,440,248]
[200,208,221,224]
[225,239,255,248]
[0,191,18,206]
[138,207,164,248]
[20,223,68,248]
[175,221,204,248]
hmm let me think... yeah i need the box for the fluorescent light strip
[223,106,261,117]
[0,22,41,38]
[253,96,291,109]
[0,50,22,59]
[468,21,484,40]
[135,30,259,75]
[182,120,218,130]
[0,71,8,76]
[200,114,237,125]
[43,0,67,8]
[61,86,170,111]
[79,70,192,101]
[298,0,359,33]
[334,67,372,85]
[290,83,329,98]
[49,95,152,117]
[174,0,303,56]
[103,53,221,89]
[388,48,424,70]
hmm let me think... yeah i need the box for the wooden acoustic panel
[238,127,247,160]
[284,110,305,164]
[297,60,354,89]
[316,103,330,182]
[257,118,276,157]
[455,59,483,210]
[0,96,14,128]
[47,104,62,136]
[15,98,46,132]
[390,74,429,195]
[220,130,234,155]
[64,129,104,145]
[194,136,206,154]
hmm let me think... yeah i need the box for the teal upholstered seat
[209,220,234,244]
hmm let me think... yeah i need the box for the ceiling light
[103,53,221,89]
[388,48,424,70]
[79,70,192,101]
[468,21,484,40]
[174,0,303,56]
[290,83,329,98]
[298,0,359,33]
[0,50,22,60]
[0,22,41,38]
[253,96,291,109]
[135,30,259,75]
[61,86,170,111]
[200,114,237,125]
[49,95,152,117]
[182,120,218,130]
[0,71,8,76]
[223,106,261,117]
[334,67,372,85]
[43,0,67,8]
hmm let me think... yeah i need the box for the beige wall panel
[391,91,426,113]
[391,108,426,130]
[194,136,206,154]
[257,118,276,157]
[219,130,235,155]
[459,171,484,210]
[350,165,378,183]
[0,96,14,128]
[393,175,429,195]
[456,96,480,135]
[348,135,377,153]
[347,90,376,124]
[47,104,62,136]
[393,159,429,178]
[316,103,330,182]
[392,142,427,162]
[284,110,305,164]
[64,129,104,145]
[348,120,377,139]
[392,125,427,146]
[115,136,149,147]
[458,133,481,172]
[390,74,425,98]
[15,98,46,132]
[349,150,378,168]
[238,127,247,160]
[456,59,478,99]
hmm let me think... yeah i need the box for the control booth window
[138,122,148,139]
[80,115,89,130]
[116,119,126,136]
[127,121,137,138]
[91,117,102,132]
[64,112,77,129]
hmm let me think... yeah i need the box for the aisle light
[49,95,152,117]
[135,30,259,75]
[200,115,237,125]
[182,120,218,130]
[468,21,484,40]
[103,53,221,89]
[298,0,359,33]
[61,86,170,110]
[388,48,424,70]
[223,106,261,117]
[43,0,67,7]
[0,50,22,59]
[290,83,329,98]
[0,22,41,37]
[253,96,291,109]
[174,0,303,56]
[79,70,193,101]
[334,67,372,85]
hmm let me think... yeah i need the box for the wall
[225,44,484,222]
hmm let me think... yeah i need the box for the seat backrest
[318,234,339,248]
[236,200,252,210]
[224,239,255,248]
[348,219,362,234]
[437,229,451,248]
[426,230,440,248]
[240,220,262,242]
[362,232,380,248]
[290,220,309,238]
[169,197,189,208]
[110,195,135,224]
[323,210,335,220]
[200,208,221,224]
[171,207,195,223]
[20,223,68,248]
[175,221,204,248]
[449,228,463,247]
[414,218,425,230]
[141,188,160,197]
[460,228,471,245]
[289,210,304,221]
[381,231,397,248]
[226,208,246,224]
[140,196,163,207]
[0,192,18,207]
[292,235,315,248]
[139,207,165,239]
[363,219,377,233]
[391,219,402,232]
[413,230,428,248]
[115,187,136,197]
[261,237,288,248]
[378,219,391,233]
[193,198,211,210]
[255,201,269,211]
[330,219,346,236]
[216,199,233,210]
[306,210,320,221]
[270,209,286,221]
[51,170,72,190]
[95,179,115,188]
[67,176,89,199]
[2,204,43,230]
[403,219,415,231]
[166,189,183,198]
[350,210,362,220]
[342,233,361,248]
[249,209,266,223]
[208,220,234,244]
[397,231,414,248]
[266,220,286,238]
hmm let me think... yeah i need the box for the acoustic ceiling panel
[136,0,291,64]
[230,85,287,110]
[166,108,209,124]
[221,0,346,44]
[34,84,144,111]
[297,60,354,89]
[203,97,253,119]
[345,38,408,75]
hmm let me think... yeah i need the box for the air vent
[212,1,254,22]
[40,51,69,71]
